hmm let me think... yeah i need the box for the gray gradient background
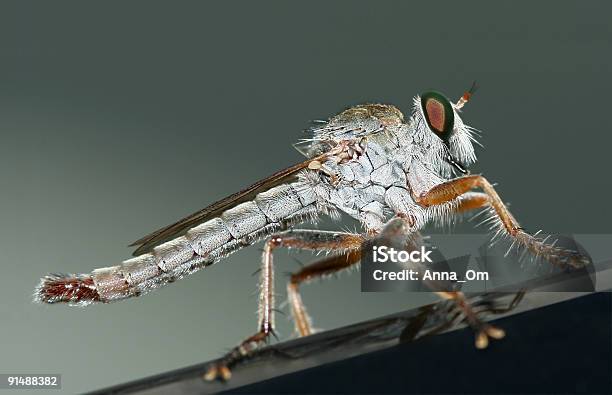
[1,1,610,393]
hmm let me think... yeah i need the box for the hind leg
[204,229,365,381]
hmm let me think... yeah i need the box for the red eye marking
[425,99,445,133]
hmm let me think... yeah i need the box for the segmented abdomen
[35,182,318,305]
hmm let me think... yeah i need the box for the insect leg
[453,191,489,213]
[416,175,588,268]
[204,230,365,381]
[378,217,507,349]
[288,250,362,337]
[436,291,506,349]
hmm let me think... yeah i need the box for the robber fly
[34,84,589,380]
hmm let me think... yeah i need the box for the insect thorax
[300,127,440,232]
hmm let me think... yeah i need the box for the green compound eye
[420,91,455,142]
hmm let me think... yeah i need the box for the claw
[203,363,232,382]
[474,324,505,350]
[485,325,505,339]
[475,331,489,349]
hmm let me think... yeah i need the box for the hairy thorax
[303,125,449,233]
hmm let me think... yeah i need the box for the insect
[34,84,589,381]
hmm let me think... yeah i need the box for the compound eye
[420,91,454,141]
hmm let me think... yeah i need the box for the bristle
[34,273,100,306]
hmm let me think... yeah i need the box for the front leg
[416,174,589,269]
[436,291,506,349]
[204,229,365,381]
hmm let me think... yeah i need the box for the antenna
[455,81,478,109]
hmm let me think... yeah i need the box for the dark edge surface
[228,292,611,394]
[87,262,612,395]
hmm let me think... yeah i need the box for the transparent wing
[131,104,405,255]
[129,156,322,256]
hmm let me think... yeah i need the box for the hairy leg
[288,250,362,337]
[453,191,489,213]
[377,217,509,349]
[204,229,365,381]
[436,291,506,349]
[415,185,585,347]
[417,175,588,268]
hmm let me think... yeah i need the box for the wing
[129,155,324,256]
[294,103,405,158]
[131,104,405,256]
